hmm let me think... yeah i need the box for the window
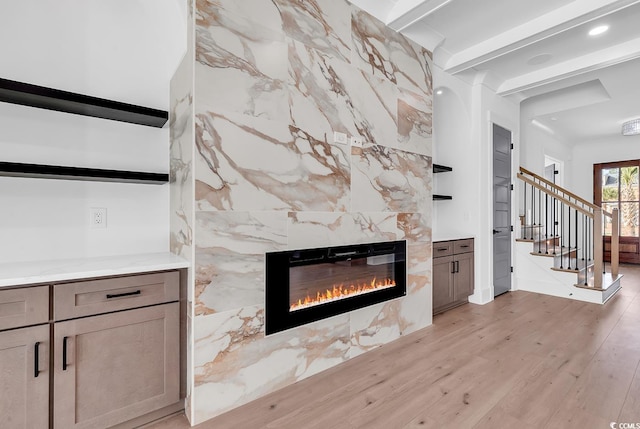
[594,159,640,264]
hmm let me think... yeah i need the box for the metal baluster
[588,215,592,262]
[582,214,587,268]
[603,214,606,274]
[575,210,579,271]
[552,196,557,255]
[584,213,588,285]
[567,206,572,270]
[545,194,549,254]
[560,202,564,269]
[524,183,527,239]
[538,187,542,253]
[532,183,535,240]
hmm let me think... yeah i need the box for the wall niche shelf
[0,78,168,128]
[0,162,168,185]
[433,164,453,201]
[433,164,453,173]
[433,194,453,201]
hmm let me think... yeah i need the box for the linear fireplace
[265,240,406,335]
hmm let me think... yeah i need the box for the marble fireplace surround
[169,0,434,424]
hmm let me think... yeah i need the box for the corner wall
[432,68,520,304]
[170,0,434,423]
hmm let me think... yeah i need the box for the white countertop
[432,232,474,242]
[0,252,190,288]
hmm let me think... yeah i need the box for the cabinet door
[53,303,180,429]
[432,256,454,313]
[0,325,49,429]
[453,252,474,302]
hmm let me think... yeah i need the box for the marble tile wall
[171,0,434,423]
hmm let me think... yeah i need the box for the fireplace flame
[290,277,396,312]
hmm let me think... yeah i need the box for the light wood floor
[145,265,640,429]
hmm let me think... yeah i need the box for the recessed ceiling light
[589,25,609,36]
[436,89,443,95]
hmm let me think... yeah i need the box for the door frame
[492,122,513,297]
[593,159,640,264]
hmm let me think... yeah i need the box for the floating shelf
[0,162,168,185]
[433,194,453,201]
[433,164,453,173]
[0,78,168,128]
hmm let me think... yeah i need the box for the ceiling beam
[386,0,454,31]
[497,37,640,96]
[444,0,640,74]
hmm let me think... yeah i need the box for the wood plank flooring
[144,264,640,429]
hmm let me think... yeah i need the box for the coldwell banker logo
[610,423,640,429]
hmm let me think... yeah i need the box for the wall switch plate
[333,131,348,145]
[90,207,107,228]
[350,136,363,147]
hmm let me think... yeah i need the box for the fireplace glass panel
[265,240,406,335]
[289,254,397,311]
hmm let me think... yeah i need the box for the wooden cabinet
[433,238,474,315]
[0,285,50,428]
[0,324,49,429]
[53,303,180,429]
[0,270,182,429]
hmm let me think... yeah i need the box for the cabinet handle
[456,261,460,273]
[451,261,456,274]
[106,290,141,299]
[34,342,40,378]
[437,248,448,252]
[62,336,68,371]
[460,245,469,248]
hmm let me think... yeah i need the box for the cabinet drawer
[454,239,474,254]
[0,286,49,331]
[53,271,179,320]
[433,241,454,257]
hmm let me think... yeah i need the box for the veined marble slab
[0,252,189,287]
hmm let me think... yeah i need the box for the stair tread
[574,273,623,291]
[530,246,575,257]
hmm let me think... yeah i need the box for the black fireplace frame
[265,240,406,335]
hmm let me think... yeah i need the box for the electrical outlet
[90,207,107,228]
[350,136,363,147]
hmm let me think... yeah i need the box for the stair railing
[517,167,619,288]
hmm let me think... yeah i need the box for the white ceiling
[351,0,640,143]
[2,0,638,143]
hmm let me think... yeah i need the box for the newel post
[593,209,603,288]
[612,208,620,279]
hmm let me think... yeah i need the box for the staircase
[515,167,622,304]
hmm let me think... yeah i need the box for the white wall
[0,1,187,264]
[432,65,474,235]
[0,103,169,263]
[571,136,640,205]
[432,66,520,304]
[519,101,574,189]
